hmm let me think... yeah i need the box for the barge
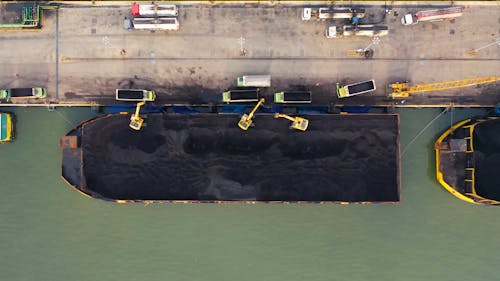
[435,117,500,205]
[61,112,401,203]
[0,112,14,143]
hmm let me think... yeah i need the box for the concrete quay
[0,1,498,107]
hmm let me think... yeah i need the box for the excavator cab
[129,101,146,131]
[274,113,309,131]
[238,98,265,130]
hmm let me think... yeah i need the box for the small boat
[435,117,500,205]
[0,112,14,143]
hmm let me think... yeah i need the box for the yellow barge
[435,117,500,205]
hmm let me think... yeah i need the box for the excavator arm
[129,101,146,131]
[274,113,309,131]
[238,98,265,130]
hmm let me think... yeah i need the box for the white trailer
[318,7,365,20]
[236,75,271,87]
[131,3,178,17]
[132,17,179,31]
[326,25,388,38]
[302,7,365,21]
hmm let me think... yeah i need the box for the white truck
[131,17,179,31]
[401,7,464,25]
[131,3,178,17]
[326,25,388,38]
[302,7,365,21]
[236,75,271,87]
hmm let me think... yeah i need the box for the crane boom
[389,77,500,98]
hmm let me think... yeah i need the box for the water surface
[1,107,498,281]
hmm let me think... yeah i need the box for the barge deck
[61,113,401,203]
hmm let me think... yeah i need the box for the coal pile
[79,113,400,202]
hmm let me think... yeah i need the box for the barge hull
[62,113,401,203]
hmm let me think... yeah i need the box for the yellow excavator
[388,77,500,98]
[274,113,309,131]
[129,101,145,131]
[238,98,265,130]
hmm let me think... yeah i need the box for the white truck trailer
[326,25,388,38]
[302,7,365,21]
[131,3,178,17]
[236,75,271,87]
[131,17,179,31]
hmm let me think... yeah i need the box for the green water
[1,107,499,281]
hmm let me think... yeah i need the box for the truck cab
[302,8,312,20]
[401,14,417,25]
[325,26,340,38]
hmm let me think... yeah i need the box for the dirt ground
[80,113,400,202]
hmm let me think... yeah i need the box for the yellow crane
[238,98,265,130]
[129,101,145,131]
[388,77,500,98]
[274,113,309,131]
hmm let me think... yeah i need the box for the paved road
[0,4,499,106]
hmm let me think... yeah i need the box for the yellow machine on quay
[388,77,500,98]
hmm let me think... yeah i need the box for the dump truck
[401,7,464,25]
[236,75,271,87]
[115,89,156,101]
[0,88,47,101]
[326,25,388,38]
[222,89,259,103]
[336,80,376,98]
[274,91,312,104]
